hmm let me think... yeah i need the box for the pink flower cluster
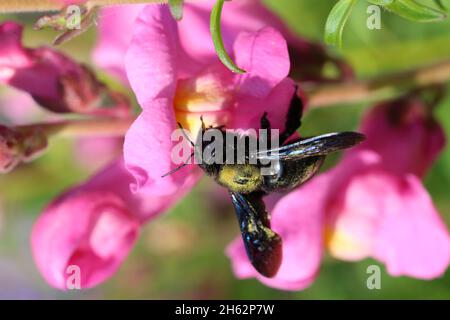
[228,96,449,289]
[0,0,448,290]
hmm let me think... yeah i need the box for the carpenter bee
[163,90,365,278]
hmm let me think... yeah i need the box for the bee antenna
[161,163,189,178]
[177,122,195,147]
[161,151,195,178]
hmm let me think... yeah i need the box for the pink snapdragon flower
[122,4,334,291]
[31,3,302,289]
[93,0,351,85]
[123,5,296,195]
[31,160,196,289]
[228,96,450,290]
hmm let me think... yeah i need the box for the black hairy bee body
[195,129,326,195]
[165,89,365,278]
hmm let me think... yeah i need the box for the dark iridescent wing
[255,131,365,161]
[229,192,282,278]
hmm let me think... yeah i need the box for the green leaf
[384,0,447,22]
[210,0,246,74]
[433,0,447,11]
[169,0,184,21]
[368,0,394,5]
[324,0,358,48]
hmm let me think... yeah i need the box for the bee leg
[200,115,206,131]
[230,192,282,278]
[247,191,270,227]
[260,112,272,150]
[279,86,304,144]
[260,112,271,131]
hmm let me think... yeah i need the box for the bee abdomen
[263,156,325,192]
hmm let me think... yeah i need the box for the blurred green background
[0,0,450,299]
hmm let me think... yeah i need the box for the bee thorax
[217,164,263,193]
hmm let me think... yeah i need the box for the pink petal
[93,0,292,81]
[359,98,446,177]
[88,160,196,222]
[74,137,122,171]
[232,77,296,130]
[176,2,218,65]
[94,0,340,85]
[125,5,179,109]
[0,22,29,69]
[234,27,290,98]
[0,87,50,125]
[93,5,145,83]
[327,151,450,279]
[325,151,383,260]
[178,0,294,61]
[227,175,328,291]
[94,3,217,81]
[124,106,200,196]
[373,175,450,279]
[31,159,196,289]
[123,6,196,195]
[31,190,140,290]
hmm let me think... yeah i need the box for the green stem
[210,0,246,74]
[13,59,450,139]
[306,58,450,108]
[16,117,135,138]
[0,0,202,13]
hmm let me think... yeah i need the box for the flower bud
[0,125,47,174]
[0,22,130,117]
[359,95,446,177]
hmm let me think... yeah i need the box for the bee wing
[230,192,282,278]
[256,131,365,161]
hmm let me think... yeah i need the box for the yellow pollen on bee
[247,222,257,233]
[218,165,263,193]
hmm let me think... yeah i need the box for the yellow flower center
[173,71,234,136]
[324,220,372,261]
